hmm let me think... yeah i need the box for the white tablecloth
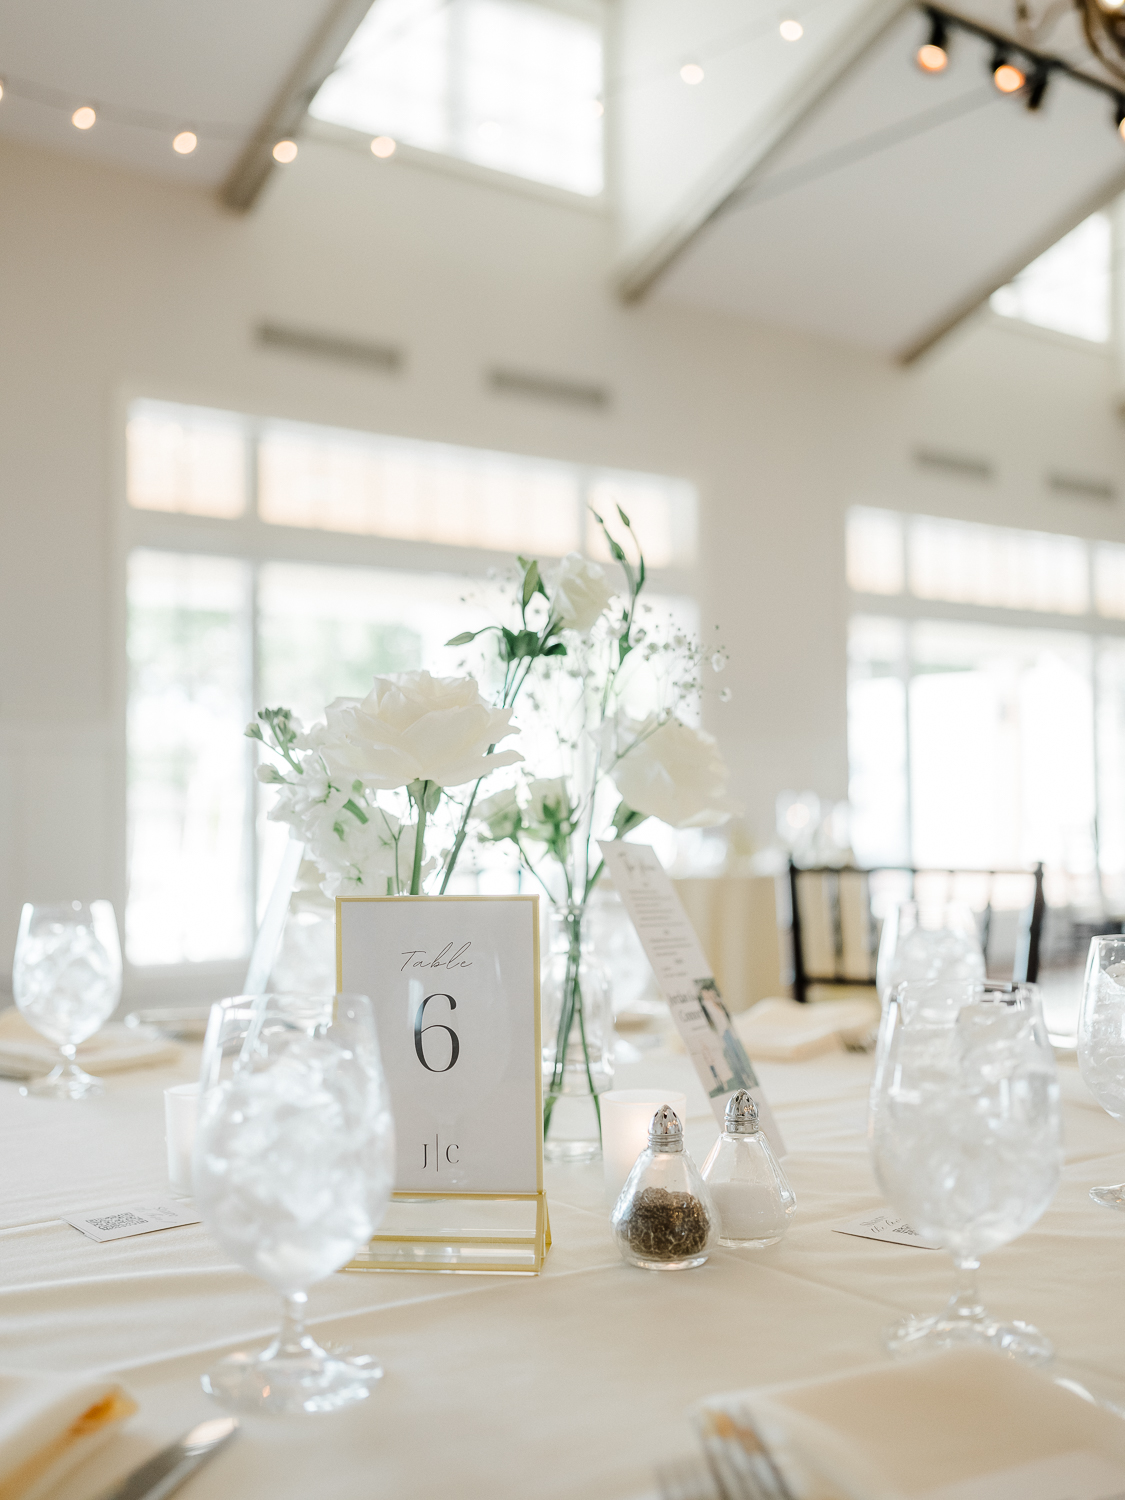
[3,1036,1125,1500]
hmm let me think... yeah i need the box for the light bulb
[917,41,947,71]
[72,106,96,130]
[370,135,396,158]
[0,81,5,103]
[779,19,803,41]
[591,98,604,117]
[993,61,1025,92]
[172,131,197,155]
[680,62,704,84]
[272,139,298,164]
[1118,113,1125,141]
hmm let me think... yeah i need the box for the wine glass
[875,900,985,1004]
[194,993,395,1415]
[12,901,122,1098]
[1078,935,1125,1210]
[870,978,1061,1363]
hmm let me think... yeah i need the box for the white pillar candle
[602,1089,687,1206]
[164,1082,199,1198]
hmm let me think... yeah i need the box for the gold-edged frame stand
[337,893,551,1276]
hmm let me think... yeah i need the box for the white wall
[2,131,1124,996]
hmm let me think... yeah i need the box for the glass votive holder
[602,1089,687,1205]
[164,1082,199,1198]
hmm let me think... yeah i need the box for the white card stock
[833,1210,942,1250]
[64,1202,201,1243]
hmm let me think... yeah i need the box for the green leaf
[445,630,480,647]
[342,797,369,825]
[543,641,568,656]
[499,626,518,663]
[616,503,631,528]
[522,560,541,608]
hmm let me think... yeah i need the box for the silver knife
[96,1415,238,1500]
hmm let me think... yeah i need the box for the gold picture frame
[336,894,550,1275]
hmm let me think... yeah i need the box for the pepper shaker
[701,1090,796,1248]
[611,1105,717,1270]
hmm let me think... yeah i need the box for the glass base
[1090,1184,1125,1210]
[20,1060,103,1100]
[202,1332,382,1416]
[884,1309,1053,1365]
[543,1089,603,1163]
[629,1253,710,1271]
[544,1137,601,1164]
[719,1234,783,1250]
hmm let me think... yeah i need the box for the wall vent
[487,366,609,410]
[255,322,403,373]
[913,448,993,482]
[1047,472,1115,502]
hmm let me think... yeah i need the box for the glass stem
[59,1043,77,1070]
[278,1291,310,1355]
[947,1256,984,1322]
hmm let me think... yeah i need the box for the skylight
[310,0,604,197]
[989,213,1110,344]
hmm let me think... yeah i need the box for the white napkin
[733,996,879,1062]
[0,1372,136,1500]
[695,1348,1125,1500]
[0,1010,178,1080]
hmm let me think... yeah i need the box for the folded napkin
[0,1373,136,1500]
[733,996,879,1062]
[0,1009,179,1080]
[695,1347,1125,1500]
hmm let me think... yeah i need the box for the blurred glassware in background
[194,993,395,1414]
[775,790,855,869]
[1078,935,1125,1209]
[876,900,985,1004]
[12,900,122,1099]
[870,979,1061,1363]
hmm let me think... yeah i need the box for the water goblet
[875,900,985,1005]
[1077,935,1125,1210]
[12,901,122,1099]
[870,978,1061,1363]
[194,992,395,1415]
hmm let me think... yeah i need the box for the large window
[310,0,604,197]
[124,399,695,969]
[989,213,1110,344]
[846,507,1125,910]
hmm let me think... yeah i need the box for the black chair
[786,860,1045,1004]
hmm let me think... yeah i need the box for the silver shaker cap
[724,1089,760,1135]
[648,1104,684,1151]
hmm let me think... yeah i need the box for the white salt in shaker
[701,1090,795,1248]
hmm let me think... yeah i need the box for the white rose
[550,553,614,632]
[525,776,572,830]
[609,714,741,829]
[474,787,523,840]
[322,670,523,790]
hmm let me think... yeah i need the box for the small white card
[598,840,785,1157]
[834,1210,942,1250]
[922,1450,1125,1500]
[63,1202,202,1243]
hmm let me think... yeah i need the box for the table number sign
[598,841,785,1157]
[336,894,550,1274]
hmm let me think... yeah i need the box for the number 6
[414,992,459,1072]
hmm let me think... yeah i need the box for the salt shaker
[701,1090,796,1248]
[611,1105,717,1270]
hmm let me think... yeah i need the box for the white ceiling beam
[611,0,910,303]
[219,0,374,212]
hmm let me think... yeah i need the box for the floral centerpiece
[249,507,737,1158]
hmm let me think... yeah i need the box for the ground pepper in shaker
[610,1105,717,1270]
[701,1089,796,1248]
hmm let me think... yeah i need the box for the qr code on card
[87,1211,147,1232]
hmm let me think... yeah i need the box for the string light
[0,81,5,103]
[992,51,1026,92]
[779,20,804,41]
[916,13,948,72]
[172,130,197,155]
[71,105,96,130]
[370,135,396,158]
[680,62,704,84]
[272,139,297,163]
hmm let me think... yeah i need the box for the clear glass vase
[542,902,614,1163]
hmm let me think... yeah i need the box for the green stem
[410,785,430,895]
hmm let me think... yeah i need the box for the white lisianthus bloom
[322,671,523,790]
[609,714,741,829]
[315,808,430,898]
[473,787,523,840]
[550,553,614,632]
[525,776,572,830]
